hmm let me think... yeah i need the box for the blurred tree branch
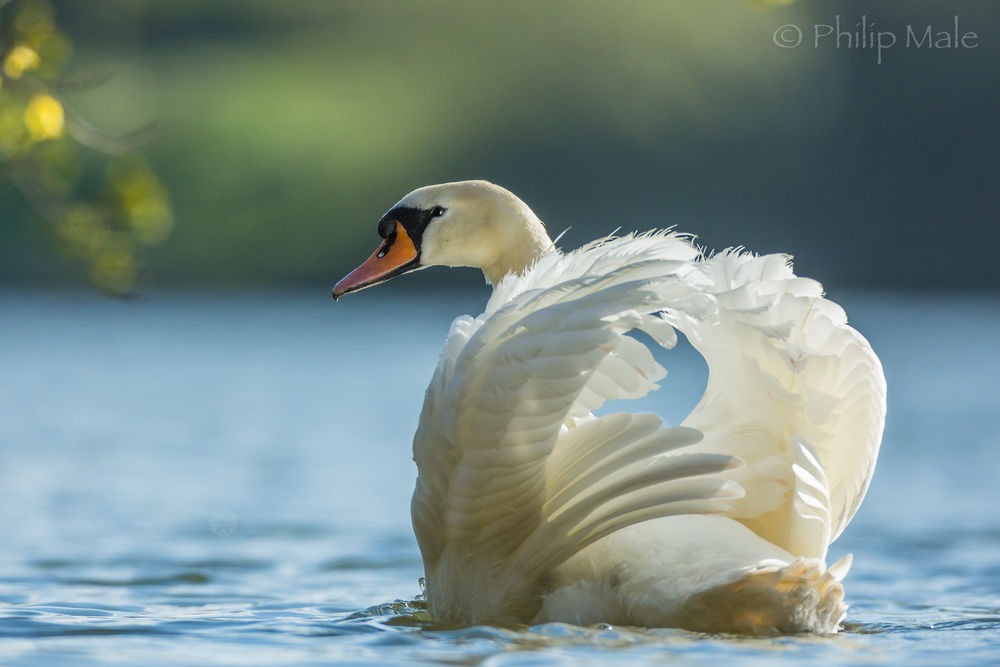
[0,0,171,293]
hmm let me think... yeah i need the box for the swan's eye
[430,206,446,218]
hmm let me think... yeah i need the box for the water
[1,289,998,665]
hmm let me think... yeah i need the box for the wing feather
[678,250,886,554]
[412,233,743,592]
[411,231,885,615]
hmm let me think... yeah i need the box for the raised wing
[411,232,886,618]
[411,233,744,595]
[675,250,887,558]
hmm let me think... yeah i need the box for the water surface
[1,289,998,665]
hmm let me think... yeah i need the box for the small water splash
[336,598,432,628]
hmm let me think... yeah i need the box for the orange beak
[333,221,420,300]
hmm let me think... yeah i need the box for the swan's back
[410,231,886,630]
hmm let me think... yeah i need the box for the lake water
[1,288,998,665]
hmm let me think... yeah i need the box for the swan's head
[333,180,553,299]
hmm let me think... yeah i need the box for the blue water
[1,289,998,665]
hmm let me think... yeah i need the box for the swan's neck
[480,212,555,287]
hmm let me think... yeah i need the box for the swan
[333,180,886,635]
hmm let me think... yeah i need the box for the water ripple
[2,293,999,665]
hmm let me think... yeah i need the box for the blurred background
[1,0,997,292]
[1,2,999,665]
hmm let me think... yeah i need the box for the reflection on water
[1,289,998,665]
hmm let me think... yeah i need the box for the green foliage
[0,0,171,292]
[2,1,996,289]
[2,1,827,289]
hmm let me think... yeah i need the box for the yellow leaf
[3,45,41,79]
[24,93,65,140]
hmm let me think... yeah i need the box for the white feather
[409,231,884,631]
[359,181,886,633]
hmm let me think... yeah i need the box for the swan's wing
[412,232,885,599]
[675,250,887,558]
[411,233,744,582]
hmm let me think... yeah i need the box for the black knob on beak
[377,216,396,239]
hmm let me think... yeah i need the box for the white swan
[333,180,886,634]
